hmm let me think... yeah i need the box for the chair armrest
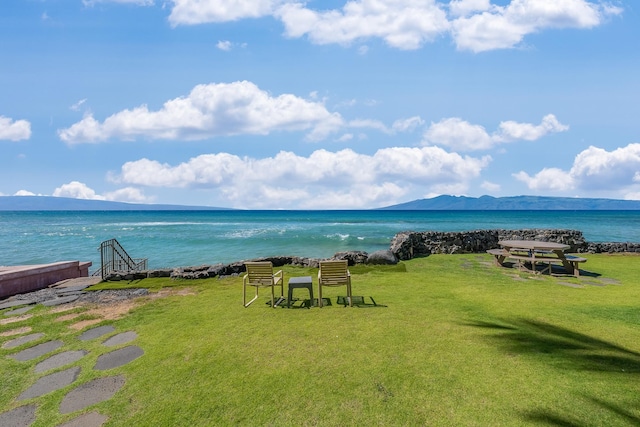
[242,273,248,285]
[274,270,283,284]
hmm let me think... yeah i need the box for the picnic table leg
[555,251,576,276]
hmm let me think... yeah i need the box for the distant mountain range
[380,195,640,210]
[1,194,640,211]
[0,196,231,211]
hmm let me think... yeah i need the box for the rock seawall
[389,229,587,260]
[103,229,639,280]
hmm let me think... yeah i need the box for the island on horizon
[1,194,640,211]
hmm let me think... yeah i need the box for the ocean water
[1,210,639,271]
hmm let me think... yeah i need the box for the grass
[1,253,640,426]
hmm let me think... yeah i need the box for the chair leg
[318,284,323,308]
[270,286,275,308]
[347,282,352,307]
[244,286,259,307]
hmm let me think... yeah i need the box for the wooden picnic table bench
[487,240,587,277]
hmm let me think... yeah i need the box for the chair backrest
[319,260,349,285]
[245,261,276,285]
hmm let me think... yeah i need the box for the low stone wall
[389,229,588,260]
[102,229,639,281]
[584,242,640,253]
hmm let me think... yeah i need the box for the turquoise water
[1,210,639,270]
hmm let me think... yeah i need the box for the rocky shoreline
[103,228,640,281]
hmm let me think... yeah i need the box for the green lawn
[2,253,640,426]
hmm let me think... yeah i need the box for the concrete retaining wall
[0,261,92,299]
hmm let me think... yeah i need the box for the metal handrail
[97,238,148,279]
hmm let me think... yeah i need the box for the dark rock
[366,250,398,265]
[332,251,369,265]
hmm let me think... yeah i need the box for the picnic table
[487,240,587,277]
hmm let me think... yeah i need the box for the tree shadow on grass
[466,318,640,373]
[524,396,640,427]
[466,318,640,426]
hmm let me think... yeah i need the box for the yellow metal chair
[318,259,352,307]
[243,261,284,308]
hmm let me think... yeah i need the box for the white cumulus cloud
[163,0,622,52]
[53,181,106,200]
[423,114,568,151]
[216,40,233,51]
[0,116,32,141]
[58,81,344,144]
[15,190,37,196]
[52,181,151,203]
[110,146,491,209]
[169,0,280,25]
[83,0,154,5]
[514,143,640,195]
[450,0,622,52]
[276,0,450,50]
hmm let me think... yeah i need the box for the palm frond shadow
[466,319,640,425]
[523,396,640,427]
[465,318,640,373]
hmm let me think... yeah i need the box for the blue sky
[1,0,638,209]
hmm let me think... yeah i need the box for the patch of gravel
[3,288,150,306]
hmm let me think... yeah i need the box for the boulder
[366,250,398,265]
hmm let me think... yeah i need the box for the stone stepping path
[58,411,108,427]
[0,404,36,427]
[103,331,137,346]
[0,299,35,310]
[95,345,144,370]
[59,375,126,414]
[18,366,81,400]
[10,340,64,361]
[35,350,88,373]
[1,332,45,350]
[1,319,142,426]
[42,295,80,307]
[3,306,35,316]
[79,325,115,341]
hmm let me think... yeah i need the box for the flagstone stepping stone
[2,332,45,350]
[42,295,80,307]
[57,411,108,427]
[18,366,81,400]
[94,345,144,370]
[55,284,92,294]
[10,340,64,362]
[0,299,35,310]
[0,404,37,427]
[59,375,125,414]
[102,331,137,347]
[3,306,35,316]
[79,325,115,341]
[35,350,88,373]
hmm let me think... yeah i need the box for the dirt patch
[66,287,195,331]
[0,314,33,325]
[50,305,83,314]
[0,326,32,337]
[68,301,137,331]
[56,313,83,322]
[68,319,103,331]
[147,287,197,299]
